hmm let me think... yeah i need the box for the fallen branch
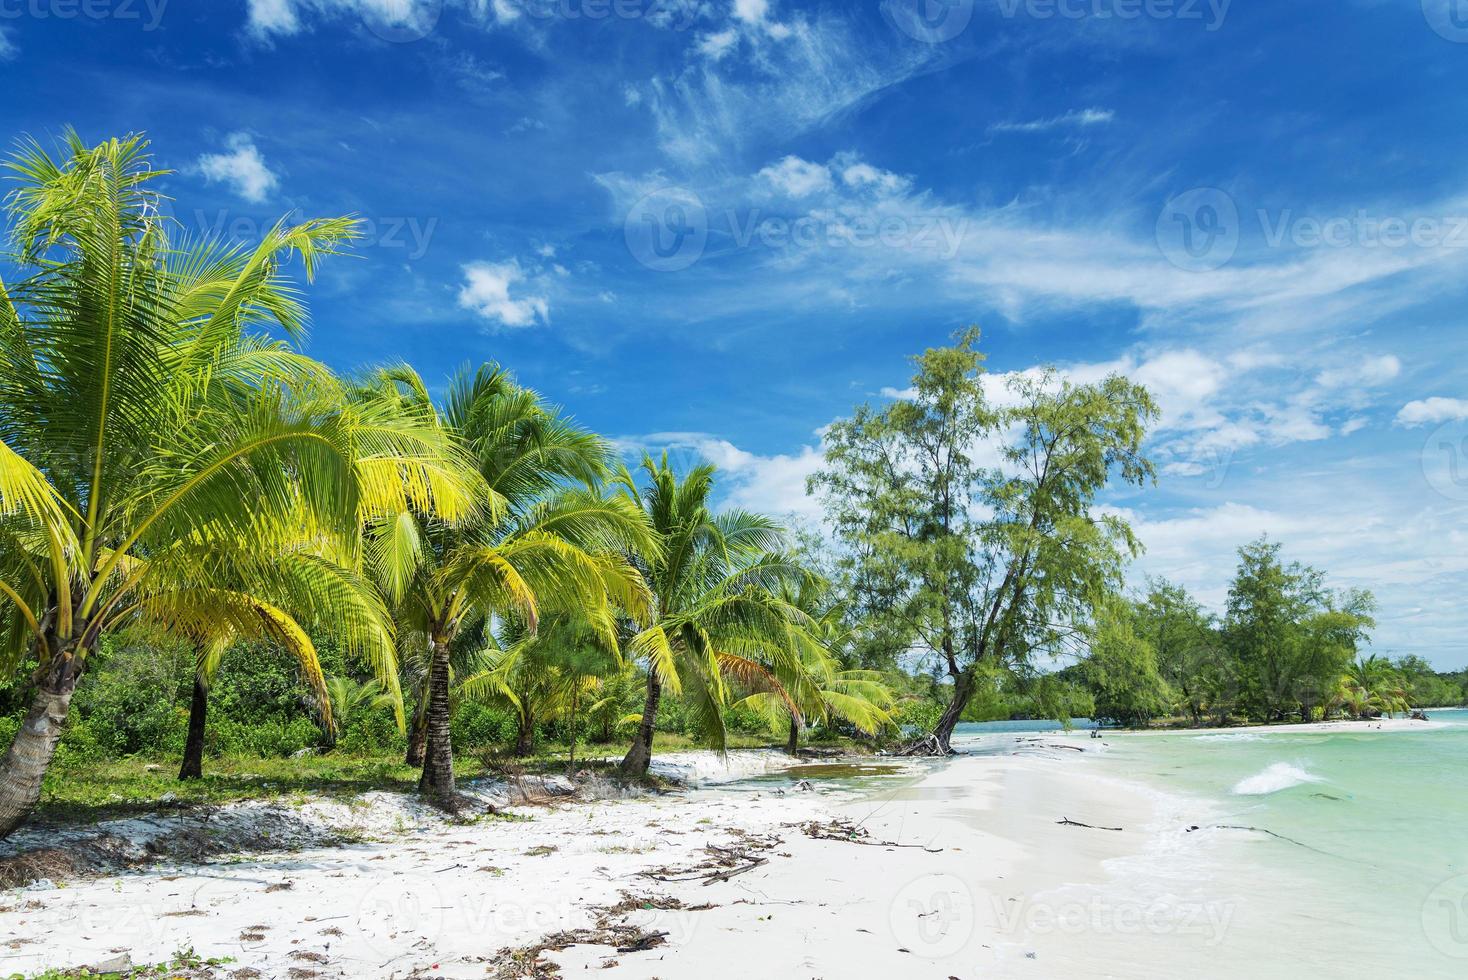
[1194,824,1339,857]
[701,859,767,885]
[792,818,945,852]
[1057,818,1123,832]
[895,733,956,757]
[616,930,669,953]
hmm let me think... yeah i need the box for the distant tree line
[1072,538,1459,727]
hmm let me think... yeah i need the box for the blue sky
[3,0,1467,666]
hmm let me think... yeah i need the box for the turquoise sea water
[961,712,1468,971]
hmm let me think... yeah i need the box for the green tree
[613,455,811,776]
[1294,592,1374,721]
[736,576,894,755]
[1223,539,1374,722]
[1081,607,1174,727]
[0,134,469,835]
[1134,579,1219,725]
[356,364,655,802]
[810,329,1156,752]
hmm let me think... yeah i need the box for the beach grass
[31,732,787,825]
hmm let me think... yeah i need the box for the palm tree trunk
[786,713,800,756]
[179,676,208,780]
[417,632,456,802]
[513,704,534,757]
[620,672,661,777]
[0,644,84,838]
[566,690,579,773]
[406,695,427,767]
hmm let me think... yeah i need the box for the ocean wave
[1231,762,1322,795]
[1195,732,1268,742]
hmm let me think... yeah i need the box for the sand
[0,740,1256,978]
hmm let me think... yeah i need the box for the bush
[211,716,323,758]
[336,709,406,756]
[63,632,193,757]
[451,701,518,749]
[891,697,942,736]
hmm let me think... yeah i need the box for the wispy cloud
[989,107,1116,134]
[245,0,441,39]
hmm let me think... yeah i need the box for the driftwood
[795,746,845,759]
[1057,817,1123,832]
[895,733,957,757]
[636,835,781,885]
[701,858,768,885]
[616,930,670,953]
[1193,824,1338,857]
[793,818,944,852]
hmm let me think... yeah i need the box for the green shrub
[892,697,942,736]
[451,701,517,748]
[212,716,323,758]
[337,709,406,756]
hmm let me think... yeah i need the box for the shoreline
[4,717,1454,978]
[0,745,1235,979]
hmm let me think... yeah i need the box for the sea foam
[1231,762,1322,795]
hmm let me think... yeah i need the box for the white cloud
[246,0,299,35]
[457,260,550,329]
[245,0,440,38]
[1396,396,1468,427]
[1315,354,1401,389]
[0,27,17,60]
[196,134,279,203]
[642,17,931,165]
[616,431,826,520]
[697,28,739,60]
[757,155,833,198]
[990,108,1116,134]
[879,344,1404,466]
[733,0,769,24]
[839,160,910,196]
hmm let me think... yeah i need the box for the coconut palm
[613,455,815,776]
[323,676,398,745]
[0,133,474,835]
[1334,654,1410,719]
[356,364,655,803]
[462,615,621,764]
[171,553,398,779]
[736,580,894,754]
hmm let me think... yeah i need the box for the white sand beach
[0,736,1267,980]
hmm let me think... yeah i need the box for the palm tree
[462,616,621,764]
[323,676,398,746]
[613,455,812,777]
[736,580,894,754]
[0,133,474,836]
[166,535,402,778]
[1335,654,1410,719]
[356,365,655,803]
